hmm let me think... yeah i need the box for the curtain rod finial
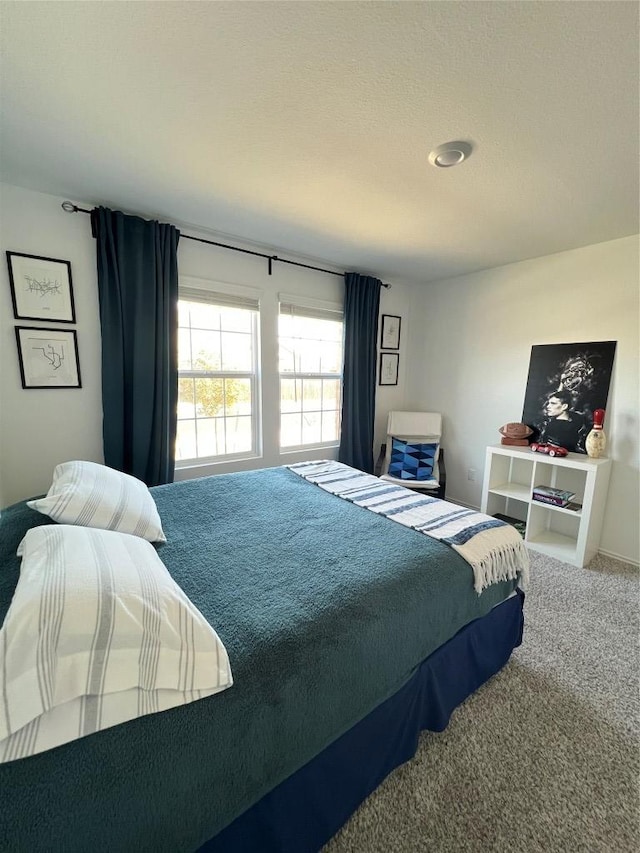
[61,201,77,213]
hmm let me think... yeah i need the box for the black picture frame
[6,251,76,323]
[379,352,399,386]
[380,314,401,350]
[15,326,82,389]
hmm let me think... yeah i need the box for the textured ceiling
[1,1,638,283]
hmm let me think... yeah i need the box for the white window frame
[176,277,262,467]
[278,293,344,453]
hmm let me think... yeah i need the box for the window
[177,286,260,464]
[279,297,344,449]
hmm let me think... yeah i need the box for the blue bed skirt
[200,588,524,853]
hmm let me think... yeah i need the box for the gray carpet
[324,552,640,853]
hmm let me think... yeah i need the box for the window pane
[178,378,196,419]
[281,412,302,448]
[221,331,252,371]
[282,336,342,374]
[176,419,196,461]
[280,337,324,373]
[302,379,322,411]
[220,306,252,332]
[224,416,253,453]
[293,315,342,343]
[322,378,340,407]
[278,313,293,337]
[178,328,192,370]
[178,301,191,327]
[278,337,296,373]
[194,378,225,418]
[224,378,252,416]
[319,341,342,374]
[188,301,221,331]
[297,341,322,374]
[191,330,221,371]
[322,410,340,442]
[195,413,254,456]
[323,319,343,343]
[295,316,323,340]
[280,378,302,413]
[196,417,225,457]
[302,412,322,445]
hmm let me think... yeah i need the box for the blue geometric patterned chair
[374,411,446,500]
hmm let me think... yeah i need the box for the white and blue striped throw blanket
[289,461,529,594]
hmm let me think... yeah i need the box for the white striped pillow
[27,460,166,543]
[0,525,233,763]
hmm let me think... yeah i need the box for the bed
[0,464,525,852]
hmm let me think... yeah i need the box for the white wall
[374,289,412,459]
[405,235,640,565]
[0,182,410,504]
[0,184,104,506]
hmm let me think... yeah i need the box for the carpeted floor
[323,551,640,853]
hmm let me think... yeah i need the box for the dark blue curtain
[91,207,180,486]
[338,272,381,473]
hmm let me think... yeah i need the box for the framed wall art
[521,340,617,453]
[6,251,76,323]
[379,352,399,386]
[15,326,82,389]
[380,314,401,350]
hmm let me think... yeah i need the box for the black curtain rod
[61,201,391,287]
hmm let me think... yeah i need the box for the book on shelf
[532,484,575,499]
[532,485,575,502]
[564,501,583,512]
[532,494,572,507]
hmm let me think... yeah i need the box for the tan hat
[499,422,533,439]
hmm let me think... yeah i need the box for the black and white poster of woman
[521,341,617,453]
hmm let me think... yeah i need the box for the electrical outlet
[467,468,476,481]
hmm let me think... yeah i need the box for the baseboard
[597,547,639,568]
[446,496,478,510]
[450,497,640,569]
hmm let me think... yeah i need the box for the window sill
[175,451,261,472]
[280,443,339,456]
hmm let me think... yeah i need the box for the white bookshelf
[480,444,612,567]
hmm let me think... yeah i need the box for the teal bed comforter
[0,467,517,852]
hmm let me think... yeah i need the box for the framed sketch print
[379,352,399,386]
[380,314,401,350]
[15,327,82,389]
[6,251,76,323]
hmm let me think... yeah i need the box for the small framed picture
[379,352,399,386]
[15,326,82,389]
[6,251,76,323]
[380,314,401,350]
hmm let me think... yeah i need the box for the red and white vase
[585,408,607,458]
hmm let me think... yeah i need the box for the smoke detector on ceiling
[428,141,473,168]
